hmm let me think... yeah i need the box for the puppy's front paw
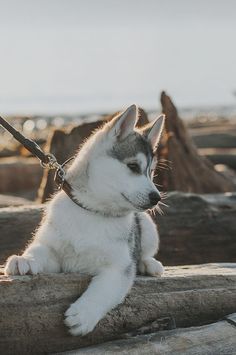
[140,258,164,277]
[64,301,100,336]
[4,255,39,275]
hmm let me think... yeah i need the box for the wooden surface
[153,191,236,265]
[0,264,236,354]
[0,204,44,263]
[1,192,236,265]
[59,315,236,355]
[0,194,34,208]
[198,148,236,170]
[191,129,236,149]
[0,157,42,194]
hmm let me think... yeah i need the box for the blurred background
[0,0,236,116]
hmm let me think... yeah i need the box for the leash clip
[41,153,66,189]
[55,167,66,189]
[40,153,61,170]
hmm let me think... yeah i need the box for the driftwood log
[189,121,236,147]
[156,92,236,193]
[0,194,34,208]
[38,110,148,202]
[192,131,236,149]
[0,264,235,354]
[60,314,236,355]
[0,157,42,194]
[1,192,236,266]
[198,148,236,171]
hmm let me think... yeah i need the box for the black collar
[61,179,94,212]
[55,169,118,217]
[54,168,96,212]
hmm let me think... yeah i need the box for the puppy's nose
[149,192,161,206]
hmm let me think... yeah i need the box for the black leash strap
[0,115,66,180]
[0,115,50,165]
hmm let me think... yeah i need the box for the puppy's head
[86,105,165,214]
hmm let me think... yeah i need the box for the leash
[0,115,75,197]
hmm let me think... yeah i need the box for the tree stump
[156,91,236,193]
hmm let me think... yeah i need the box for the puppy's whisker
[159,159,172,165]
[157,166,169,171]
[159,164,171,168]
[160,196,168,200]
[153,204,164,216]
[154,183,163,187]
[159,201,169,208]
[160,192,168,199]
[157,164,172,170]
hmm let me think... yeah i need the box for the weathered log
[157,92,236,192]
[60,315,236,355]
[153,191,236,265]
[0,194,33,208]
[0,205,44,263]
[1,192,236,265]
[214,164,236,185]
[192,132,236,149]
[198,148,236,170]
[38,110,149,203]
[0,157,43,194]
[0,264,235,354]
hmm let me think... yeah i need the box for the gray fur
[109,132,153,170]
[133,213,142,263]
[124,262,134,277]
[127,212,142,270]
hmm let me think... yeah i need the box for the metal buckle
[40,153,61,170]
[41,153,66,189]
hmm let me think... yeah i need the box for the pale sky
[0,0,236,114]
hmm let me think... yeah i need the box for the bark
[156,91,236,192]
[1,192,236,265]
[0,264,235,355]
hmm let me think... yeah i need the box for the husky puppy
[5,105,165,336]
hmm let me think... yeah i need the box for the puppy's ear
[108,104,137,139]
[143,114,165,151]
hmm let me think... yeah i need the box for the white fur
[4,106,165,336]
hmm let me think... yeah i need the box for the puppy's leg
[65,265,135,336]
[138,213,164,276]
[4,224,60,276]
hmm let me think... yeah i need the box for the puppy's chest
[58,214,135,273]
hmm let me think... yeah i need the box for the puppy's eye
[127,163,141,174]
